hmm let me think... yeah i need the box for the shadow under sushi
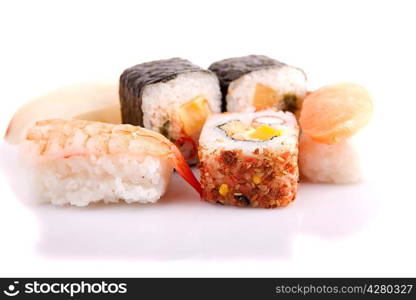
[0,141,379,261]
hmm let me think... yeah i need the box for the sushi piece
[5,81,121,144]
[119,58,222,164]
[299,83,373,183]
[198,110,299,208]
[21,119,201,206]
[208,55,307,113]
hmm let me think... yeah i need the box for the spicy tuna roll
[208,55,307,114]
[198,110,299,208]
[119,58,222,164]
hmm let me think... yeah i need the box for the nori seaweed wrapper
[119,57,210,126]
[208,55,287,111]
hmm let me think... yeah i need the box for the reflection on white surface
[0,141,378,260]
[32,178,300,260]
[297,182,377,238]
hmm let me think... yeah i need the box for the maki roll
[198,110,299,208]
[299,83,373,183]
[208,55,307,114]
[21,119,201,206]
[119,58,222,164]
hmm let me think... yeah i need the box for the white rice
[299,134,362,183]
[226,66,307,112]
[141,71,222,141]
[26,154,172,206]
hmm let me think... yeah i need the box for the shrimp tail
[169,145,202,196]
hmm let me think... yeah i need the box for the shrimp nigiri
[21,119,201,206]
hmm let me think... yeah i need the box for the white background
[0,0,415,277]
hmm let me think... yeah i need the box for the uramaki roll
[198,110,299,208]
